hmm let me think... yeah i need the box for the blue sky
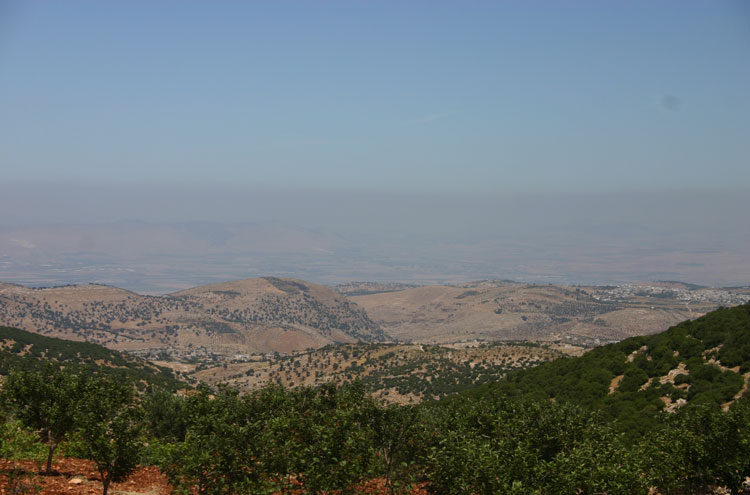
[1,0,749,194]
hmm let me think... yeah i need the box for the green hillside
[463,302,750,438]
[0,326,188,391]
[2,306,750,494]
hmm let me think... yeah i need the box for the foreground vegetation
[2,368,749,494]
[467,302,750,441]
[2,303,750,494]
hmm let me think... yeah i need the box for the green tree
[423,398,538,494]
[163,385,265,495]
[255,385,302,495]
[75,376,142,495]
[547,426,649,494]
[0,384,7,454]
[649,403,750,494]
[291,383,378,495]
[372,405,424,495]
[141,387,188,443]
[423,397,648,494]
[2,364,86,474]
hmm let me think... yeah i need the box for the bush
[0,420,47,462]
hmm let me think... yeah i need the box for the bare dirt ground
[0,459,427,495]
[0,459,170,495]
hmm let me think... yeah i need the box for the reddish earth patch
[0,459,427,495]
[353,478,428,495]
[0,459,170,495]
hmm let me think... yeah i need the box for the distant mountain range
[3,291,747,426]
[345,280,750,345]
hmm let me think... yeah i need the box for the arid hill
[0,277,384,356]
[2,276,747,364]
[348,280,749,345]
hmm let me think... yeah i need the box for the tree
[423,397,649,495]
[2,364,86,474]
[163,385,265,495]
[291,383,378,495]
[141,387,188,443]
[547,423,649,495]
[75,376,142,495]
[372,405,423,495]
[255,385,302,495]
[0,382,8,454]
[649,402,750,495]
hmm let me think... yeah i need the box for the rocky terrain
[0,459,428,495]
[0,460,172,495]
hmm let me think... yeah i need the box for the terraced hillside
[0,278,384,356]
[193,341,566,404]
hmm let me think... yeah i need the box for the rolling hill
[0,277,385,357]
[2,275,747,373]
[348,280,749,345]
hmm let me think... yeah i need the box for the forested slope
[0,326,187,391]
[2,306,750,494]
[464,302,750,438]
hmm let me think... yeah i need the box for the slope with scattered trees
[1,304,749,494]
[0,325,187,391]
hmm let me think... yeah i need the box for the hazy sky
[2,1,750,288]
[2,1,749,195]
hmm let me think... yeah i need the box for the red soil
[0,459,427,495]
[0,459,170,495]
